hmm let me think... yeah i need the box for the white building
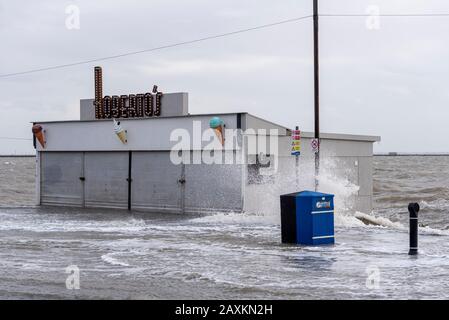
[33,92,380,214]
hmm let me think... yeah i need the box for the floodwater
[1,156,449,299]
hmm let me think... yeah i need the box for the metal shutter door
[84,152,129,209]
[131,152,182,213]
[40,152,83,206]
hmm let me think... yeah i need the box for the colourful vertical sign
[291,129,301,156]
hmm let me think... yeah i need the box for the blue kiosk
[280,191,335,245]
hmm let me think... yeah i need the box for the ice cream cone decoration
[113,119,127,144]
[213,127,224,146]
[32,124,45,148]
[209,116,224,146]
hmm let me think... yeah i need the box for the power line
[2,12,449,79]
[0,15,313,79]
[321,13,449,17]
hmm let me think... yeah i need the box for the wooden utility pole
[313,0,320,191]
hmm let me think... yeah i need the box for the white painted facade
[34,94,380,214]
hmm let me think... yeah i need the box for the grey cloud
[1,0,449,154]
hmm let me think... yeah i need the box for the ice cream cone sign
[209,116,225,146]
[32,124,45,148]
[113,119,127,144]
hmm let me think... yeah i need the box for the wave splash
[192,157,449,235]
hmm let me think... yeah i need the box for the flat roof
[301,131,380,142]
[32,112,247,124]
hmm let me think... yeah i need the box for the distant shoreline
[375,153,449,156]
[2,154,449,158]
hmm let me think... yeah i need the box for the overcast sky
[1,0,449,154]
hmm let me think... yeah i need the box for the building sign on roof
[93,66,163,119]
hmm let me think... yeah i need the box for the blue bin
[280,191,335,245]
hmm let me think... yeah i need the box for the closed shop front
[40,152,84,206]
[84,152,129,209]
[131,152,183,213]
[40,151,244,213]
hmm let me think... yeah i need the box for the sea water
[0,156,449,299]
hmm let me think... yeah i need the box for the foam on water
[101,253,131,267]
[420,198,449,211]
[2,156,449,299]
[190,156,449,239]
[190,211,279,225]
[192,156,371,228]
[199,156,368,228]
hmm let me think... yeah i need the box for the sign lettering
[93,66,163,119]
[94,92,163,119]
[291,129,301,156]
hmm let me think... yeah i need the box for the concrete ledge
[301,131,381,143]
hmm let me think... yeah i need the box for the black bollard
[408,203,420,255]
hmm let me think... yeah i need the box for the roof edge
[32,112,380,142]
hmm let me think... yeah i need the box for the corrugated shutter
[84,152,129,209]
[131,152,182,213]
[40,152,83,206]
